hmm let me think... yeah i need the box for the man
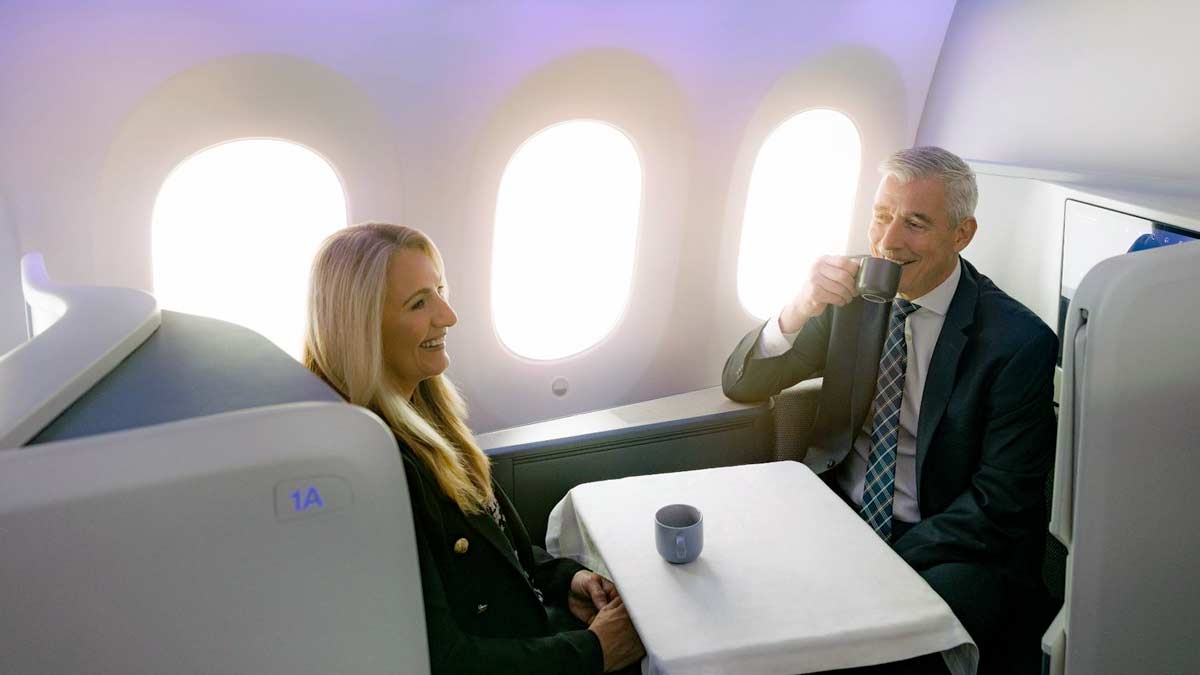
[723,147,1056,673]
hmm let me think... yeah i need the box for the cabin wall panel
[0,0,957,431]
[0,197,24,354]
[918,0,1200,184]
[706,46,914,402]
[451,50,693,431]
[509,413,773,549]
[90,54,405,292]
[966,174,1066,328]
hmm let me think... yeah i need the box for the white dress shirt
[755,260,962,523]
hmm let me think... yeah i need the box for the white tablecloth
[546,461,977,675]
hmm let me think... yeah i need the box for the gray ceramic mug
[855,256,902,303]
[655,504,703,564]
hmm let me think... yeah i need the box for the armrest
[772,378,823,461]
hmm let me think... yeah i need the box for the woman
[303,223,644,674]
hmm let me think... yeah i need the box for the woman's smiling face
[381,248,458,398]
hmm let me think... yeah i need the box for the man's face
[868,174,975,299]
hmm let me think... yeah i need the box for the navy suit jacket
[723,258,1057,584]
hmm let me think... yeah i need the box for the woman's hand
[587,596,645,672]
[568,570,618,624]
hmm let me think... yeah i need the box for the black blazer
[723,258,1057,584]
[400,444,604,675]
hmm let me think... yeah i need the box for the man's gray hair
[879,146,977,226]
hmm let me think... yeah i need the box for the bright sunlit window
[492,120,642,360]
[737,109,862,319]
[152,139,347,358]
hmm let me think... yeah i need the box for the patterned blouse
[485,495,545,603]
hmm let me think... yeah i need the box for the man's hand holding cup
[778,255,861,333]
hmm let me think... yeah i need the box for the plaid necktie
[860,298,920,541]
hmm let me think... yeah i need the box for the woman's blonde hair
[303,223,494,513]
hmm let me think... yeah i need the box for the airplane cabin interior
[1,2,1198,674]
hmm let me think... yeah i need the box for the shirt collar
[909,258,961,317]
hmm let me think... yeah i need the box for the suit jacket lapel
[462,506,532,588]
[458,475,540,590]
[916,258,977,489]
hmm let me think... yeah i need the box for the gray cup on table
[655,504,703,564]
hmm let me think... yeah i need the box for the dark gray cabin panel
[492,403,773,548]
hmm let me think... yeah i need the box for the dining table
[546,461,977,675]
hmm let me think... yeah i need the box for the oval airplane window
[737,109,862,320]
[492,120,642,360]
[152,139,347,358]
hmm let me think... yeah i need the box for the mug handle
[675,533,686,560]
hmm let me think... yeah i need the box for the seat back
[1042,467,1067,603]
[1051,240,1200,674]
[0,402,430,675]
